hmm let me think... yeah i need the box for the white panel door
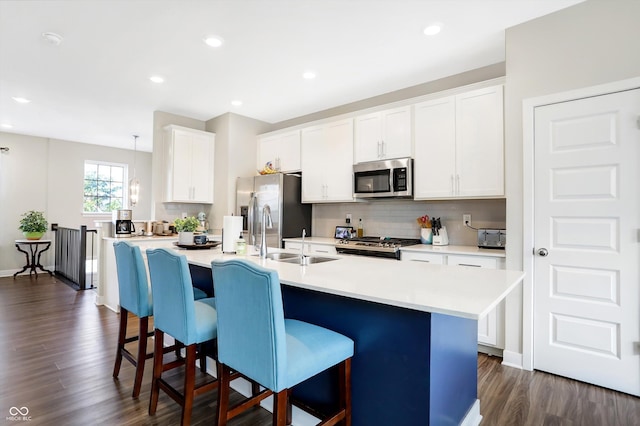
[533,88,640,396]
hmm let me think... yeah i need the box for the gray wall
[206,112,270,232]
[503,0,640,359]
[0,132,152,275]
[272,62,505,131]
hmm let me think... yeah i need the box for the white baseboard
[461,399,482,426]
[501,350,523,369]
[0,269,19,278]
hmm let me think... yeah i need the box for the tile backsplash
[312,199,506,246]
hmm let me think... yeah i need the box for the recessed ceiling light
[149,75,164,83]
[302,71,316,80]
[1,123,13,129]
[423,23,442,36]
[203,35,224,48]
[231,100,243,107]
[12,97,31,104]
[42,32,63,45]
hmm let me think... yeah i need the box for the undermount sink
[260,252,300,261]
[254,252,338,265]
[280,256,338,265]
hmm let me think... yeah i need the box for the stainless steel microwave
[353,157,413,199]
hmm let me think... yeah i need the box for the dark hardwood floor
[1,275,638,425]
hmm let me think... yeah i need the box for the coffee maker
[113,209,135,238]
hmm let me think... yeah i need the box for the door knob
[537,248,549,257]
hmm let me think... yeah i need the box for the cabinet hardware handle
[458,263,481,267]
[456,174,460,195]
[450,175,454,195]
[411,259,431,263]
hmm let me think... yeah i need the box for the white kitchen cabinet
[401,248,505,351]
[446,254,504,349]
[414,85,504,199]
[301,119,354,203]
[257,130,301,172]
[400,251,444,264]
[285,241,337,255]
[163,125,215,203]
[355,106,411,163]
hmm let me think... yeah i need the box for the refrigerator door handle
[248,192,256,247]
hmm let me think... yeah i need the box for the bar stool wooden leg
[273,389,288,426]
[132,316,149,398]
[182,344,197,425]
[149,330,164,415]
[216,363,231,426]
[112,307,128,379]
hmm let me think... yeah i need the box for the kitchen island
[181,246,523,426]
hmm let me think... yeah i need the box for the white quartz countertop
[103,234,221,242]
[284,237,505,258]
[136,240,523,321]
[400,244,506,258]
[103,235,179,242]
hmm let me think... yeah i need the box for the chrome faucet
[300,228,308,265]
[259,204,273,259]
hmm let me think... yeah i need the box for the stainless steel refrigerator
[236,174,312,249]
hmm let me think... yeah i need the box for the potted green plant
[174,216,199,245]
[19,210,48,240]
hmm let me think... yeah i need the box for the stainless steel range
[335,236,421,260]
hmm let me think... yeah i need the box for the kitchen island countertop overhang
[184,248,524,321]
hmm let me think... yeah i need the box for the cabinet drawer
[446,255,497,269]
[284,242,337,255]
[401,251,444,264]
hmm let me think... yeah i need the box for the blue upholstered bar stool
[112,242,209,399]
[146,248,218,426]
[112,241,159,398]
[211,259,354,426]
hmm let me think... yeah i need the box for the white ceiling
[0,0,583,152]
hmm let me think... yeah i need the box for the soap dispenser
[235,233,247,255]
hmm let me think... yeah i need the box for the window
[83,161,128,213]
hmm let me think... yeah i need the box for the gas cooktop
[335,236,421,259]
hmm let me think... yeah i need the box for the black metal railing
[54,225,97,290]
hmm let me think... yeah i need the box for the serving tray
[173,241,222,250]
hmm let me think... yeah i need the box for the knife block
[432,226,449,246]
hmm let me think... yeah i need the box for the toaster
[477,229,506,249]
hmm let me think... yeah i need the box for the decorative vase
[23,231,44,240]
[420,228,432,245]
[178,231,194,245]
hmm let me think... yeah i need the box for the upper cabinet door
[413,85,504,199]
[413,96,457,199]
[354,112,382,163]
[323,119,354,201]
[257,130,301,172]
[355,106,412,163]
[381,106,412,160]
[300,125,326,202]
[301,119,354,203]
[455,85,504,197]
[164,125,215,203]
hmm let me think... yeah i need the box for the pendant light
[129,135,140,207]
